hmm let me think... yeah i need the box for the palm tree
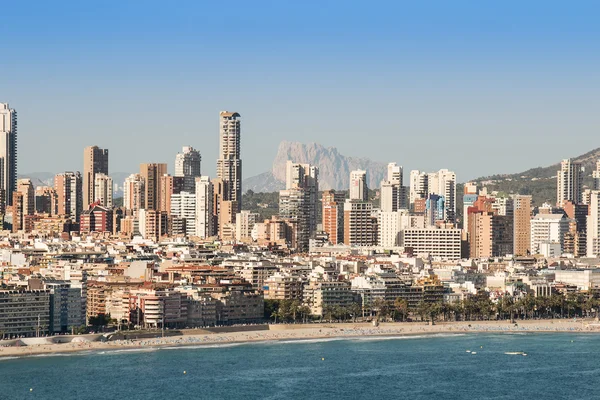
[394,298,409,322]
[348,302,362,323]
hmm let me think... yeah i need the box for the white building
[530,213,569,255]
[195,176,214,239]
[557,158,583,206]
[410,169,456,221]
[554,269,600,291]
[349,170,367,201]
[378,211,401,248]
[401,228,462,260]
[171,191,196,237]
[123,173,145,212]
[174,146,201,193]
[93,173,113,208]
[587,190,600,257]
[409,170,428,205]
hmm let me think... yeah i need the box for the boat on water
[505,352,526,355]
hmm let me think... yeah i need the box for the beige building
[94,173,113,208]
[83,145,109,209]
[55,172,83,222]
[123,173,145,213]
[264,272,305,300]
[344,199,376,246]
[303,280,355,317]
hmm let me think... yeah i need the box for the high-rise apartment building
[530,213,569,255]
[322,190,345,245]
[285,161,319,234]
[216,111,242,212]
[349,170,368,201]
[236,210,259,241]
[170,191,196,237]
[175,146,201,193]
[279,188,310,251]
[343,200,376,246]
[83,146,109,209]
[159,174,184,215]
[593,161,600,191]
[380,162,405,212]
[468,211,513,258]
[512,195,532,256]
[563,200,588,257]
[195,176,214,239]
[410,169,456,222]
[140,163,167,211]
[0,103,17,207]
[94,173,113,208]
[587,191,600,258]
[35,186,58,215]
[557,159,583,206]
[55,172,83,222]
[16,178,34,217]
[12,179,35,233]
[123,174,145,213]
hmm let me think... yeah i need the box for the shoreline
[1,319,598,360]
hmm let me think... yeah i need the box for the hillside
[472,147,600,206]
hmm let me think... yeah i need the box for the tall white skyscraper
[94,173,113,208]
[195,176,214,239]
[285,160,319,234]
[587,190,600,257]
[216,111,242,212]
[171,191,196,237]
[557,159,583,206]
[380,162,404,212]
[349,170,368,201]
[123,174,145,213]
[409,170,428,205]
[175,146,201,192]
[0,103,17,207]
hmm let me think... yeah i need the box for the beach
[0,319,597,359]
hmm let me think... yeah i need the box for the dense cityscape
[1,102,600,340]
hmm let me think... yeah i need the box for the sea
[1,332,599,399]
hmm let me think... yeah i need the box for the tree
[394,298,409,322]
[348,302,362,323]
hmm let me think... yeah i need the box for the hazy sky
[1,1,599,182]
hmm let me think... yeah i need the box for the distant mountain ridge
[243,141,388,192]
[18,172,130,197]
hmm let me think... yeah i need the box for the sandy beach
[1,319,598,359]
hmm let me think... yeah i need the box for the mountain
[18,172,131,197]
[242,171,285,193]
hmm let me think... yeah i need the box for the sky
[1,0,599,182]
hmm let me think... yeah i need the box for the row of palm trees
[265,292,600,324]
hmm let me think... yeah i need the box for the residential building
[159,174,184,215]
[140,163,167,211]
[55,172,83,222]
[195,176,215,239]
[94,173,113,208]
[279,188,310,251]
[80,202,113,233]
[35,186,58,215]
[83,145,109,209]
[123,174,145,213]
[530,213,570,255]
[236,210,259,241]
[285,160,319,234]
[349,170,368,201]
[0,103,17,207]
[343,199,376,246]
[594,161,600,190]
[401,228,462,260]
[216,111,242,212]
[322,189,345,245]
[587,191,600,258]
[303,280,355,317]
[174,146,201,192]
[513,195,532,256]
[170,191,196,237]
[557,158,583,206]
[0,289,50,338]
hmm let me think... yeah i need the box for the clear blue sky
[1,0,599,182]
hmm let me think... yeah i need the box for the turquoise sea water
[1,333,599,399]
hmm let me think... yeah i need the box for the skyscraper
[55,172,83,222]
[123,174,145,212]
[557,159,583,206]
[13,178,35,232]
[380,162,404,212]
[94,173,113,208]
[349,170,368,201]
[0,103,17,207]
[285,161,319,234]
[140,163,167,211]
[587,191,600,257]
[216,111,242,212]
[512,194,532,256]
[409,169,456,222]
[83,146,109,209]
[174,146,201,193]
[322,190,345,245]
[195,176,214,239]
